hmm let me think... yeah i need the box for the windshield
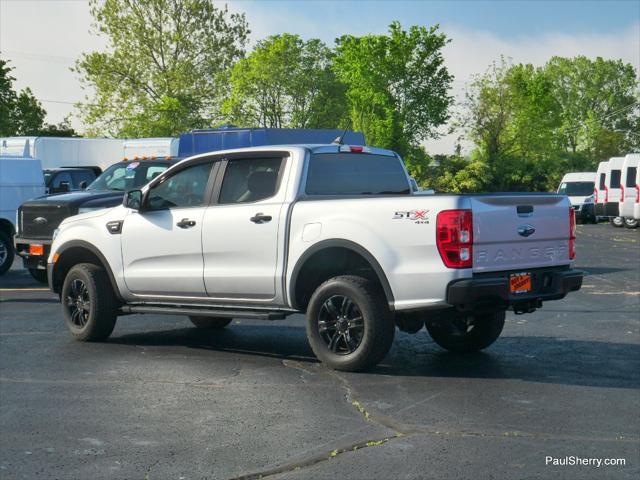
[558,181,595,196]
[87,162,169,191]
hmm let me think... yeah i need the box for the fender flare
[52,240,123,302]
[288,238,395,310]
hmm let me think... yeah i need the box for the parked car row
[594,153,639,228]
[558,153,639,229]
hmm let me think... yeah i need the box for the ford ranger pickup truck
[47,144,583,371]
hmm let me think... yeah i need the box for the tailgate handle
[517,205,533,217]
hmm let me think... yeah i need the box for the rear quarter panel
[287,195,470,311]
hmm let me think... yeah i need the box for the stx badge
[393,210,430,224]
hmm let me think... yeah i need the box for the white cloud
[1,0,637,153]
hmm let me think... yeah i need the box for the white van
[594,160,609,217]
[619,153,639,228]
[0,154,45,275]
[557,172,596,223]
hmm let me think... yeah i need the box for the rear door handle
[176,218,196,229]
[250,213,272,224]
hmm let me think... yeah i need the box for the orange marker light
[29,244,44,256]
[53,253,60,263]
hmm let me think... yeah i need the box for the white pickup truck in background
[47,144,583,371]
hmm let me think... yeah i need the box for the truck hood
[22,190,125,209]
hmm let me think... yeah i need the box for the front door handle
[250,212,272,224]
[176,218,196,229]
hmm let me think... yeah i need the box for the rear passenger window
[626,167,637,188]
[609,170,621,188]
[219,157,283,204]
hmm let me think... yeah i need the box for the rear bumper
[14,236,51,270]
[446,267,584,312]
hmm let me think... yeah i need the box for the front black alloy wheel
[67,278,90,328]
[61,263,117,341]
[317,295,364,355]
[306,275,394,372]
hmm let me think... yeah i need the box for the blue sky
[1,0,638,153]
[232,0,640,41]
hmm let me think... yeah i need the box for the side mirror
[79,181,88,190]
[59,181,70,193]
[123,189,143,211]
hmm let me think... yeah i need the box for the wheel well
[0,219,15,238]
[51,246,120,302]
[292,246,391,311]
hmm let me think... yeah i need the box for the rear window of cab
[305,153,410,195]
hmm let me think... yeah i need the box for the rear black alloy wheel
[426,310,505,353]
[318,295,364,355]
[306,275,394,372]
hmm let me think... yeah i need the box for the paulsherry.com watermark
[545,456,626,468]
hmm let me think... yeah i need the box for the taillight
[594,188,598,203]
[604,185,608,202]
[436,209,473,268]
[569,207,576,260]
[620,185,624,202]
[635,184,640,203]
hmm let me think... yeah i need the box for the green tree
[0,58,46,136]
[223,34,347,129]
[38,117,78,137]
[75,0,249,137]
[461,56,638,192]
[545,56,639,163]
[334,21,453,158]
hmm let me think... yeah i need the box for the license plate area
[510,272,531,294]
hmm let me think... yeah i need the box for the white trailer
[0,137,178,172]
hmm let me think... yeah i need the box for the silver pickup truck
[47,144,583,371]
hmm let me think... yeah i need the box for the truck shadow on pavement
[110,324,640,390]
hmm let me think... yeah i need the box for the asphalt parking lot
[0,224,638,480]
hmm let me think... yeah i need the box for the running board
[120,305,288,320]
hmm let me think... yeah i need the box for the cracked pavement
[1,224,638,479]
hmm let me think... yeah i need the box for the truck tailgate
[471,195,571,272]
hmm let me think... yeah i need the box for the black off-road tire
[61,263,117,341]
[306,275,395,372]
[0,231,15,276]
[29,268,48,284]
[426,310,505,353]
[189,316,233,329]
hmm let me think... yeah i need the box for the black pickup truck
[15,158,178,282]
